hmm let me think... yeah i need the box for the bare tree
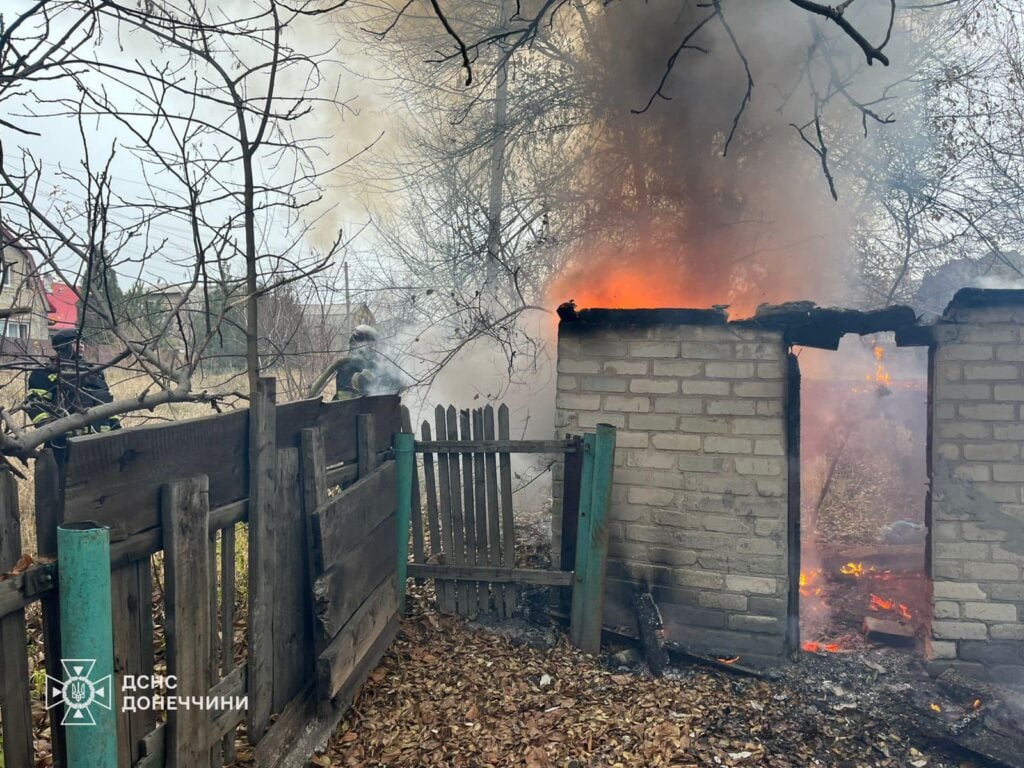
[0,0,352,456]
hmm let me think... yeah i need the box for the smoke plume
[546,0,914,315]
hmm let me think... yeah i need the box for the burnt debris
[556,300,923,349]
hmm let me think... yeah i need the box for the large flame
[545,245,788,319]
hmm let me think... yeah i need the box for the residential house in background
[44,279,78,329]
[0,225,54,356]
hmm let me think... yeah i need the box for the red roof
[46,282,78,329]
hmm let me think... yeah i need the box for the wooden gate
[401,404,616,651]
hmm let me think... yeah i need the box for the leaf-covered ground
[316,591,975,768]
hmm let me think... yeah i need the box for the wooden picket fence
[404,404,615,650]
[0,385,402,768]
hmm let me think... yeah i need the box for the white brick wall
[931,306,1024,683]
[554,320,791,666]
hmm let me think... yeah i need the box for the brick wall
[554,318,792,667]
[930,299,1024,683]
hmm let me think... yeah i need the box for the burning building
[552,290,1024,682]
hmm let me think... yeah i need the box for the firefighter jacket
[25,363,122,443]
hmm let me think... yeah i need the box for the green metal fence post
[569,433,596,648]
[583,423,616,650]
[569,423,616,653]
[57,522,117,768]
[394,431,415,613]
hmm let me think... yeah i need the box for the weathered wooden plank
[137,723,165,768]
[407,564,574,586]
[458,409,480,617]
[135,663,248,768]
[162,475,212,768]
[63,408,248,540]
[253,615,398,768]
[317,574,398,701]
[302,426,329,658]
[0,500,247,619]
[107,498,247,572]
[247,377,277,744]
[0,562,54,617]
[433,407,457,614]
[401,408,425,569]
[275,397,326,446]
[559,436,584,613]
[445,406,470,616]
[312,512,397,643]
[112,559,155,766]
[497,405,517,617]
[483,406,503,618]
[34,447,67,766]
[414,439,576,453]
[208,662,248,740]
[276,395,399,466]
[420,422,442,558]
[208,530,220,766]
[472,409,490,612]
[312,463,397,572]
[272,448,313,715]
[220,522,238,763]
[57,395,397,545]
[0,468,33,768]
[357,413,377,480]
[420,421,451,610]
[323,463,359,489]
[321,395,401,467]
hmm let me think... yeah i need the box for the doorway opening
[794,333,932,655]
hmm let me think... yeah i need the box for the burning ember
[799,569,824,597]
[717,656,740,665]
[839,562,864,577]
[868,343,892,386]
[869,594,912,622]
[930,703,943,713]
[802,641,842,653]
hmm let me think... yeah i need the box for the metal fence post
[394,431,415,613]
[570,424,616,653]
[586,423,617,646]
[57,522,117,767]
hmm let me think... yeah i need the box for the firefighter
[334,324,379,400]
[24,329,121,451]
[307,324,402,400]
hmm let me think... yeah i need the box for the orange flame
[717,656,740,665]
[930,703,942,713]
[870,594,894,611]
[799,569,823,597]
[972,698,982,710]
[802,641,842,653]
[868,343,892,386]
[869,593,912,621]
[839,562,864,577]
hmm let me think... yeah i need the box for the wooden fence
[0,383,401,768]
[405,404,615,650]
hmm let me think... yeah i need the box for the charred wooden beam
[741,302,920,348]
[634,592,667,677]
[664,641,766,678]
[862,615,915,645]
[558,307,729,332]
